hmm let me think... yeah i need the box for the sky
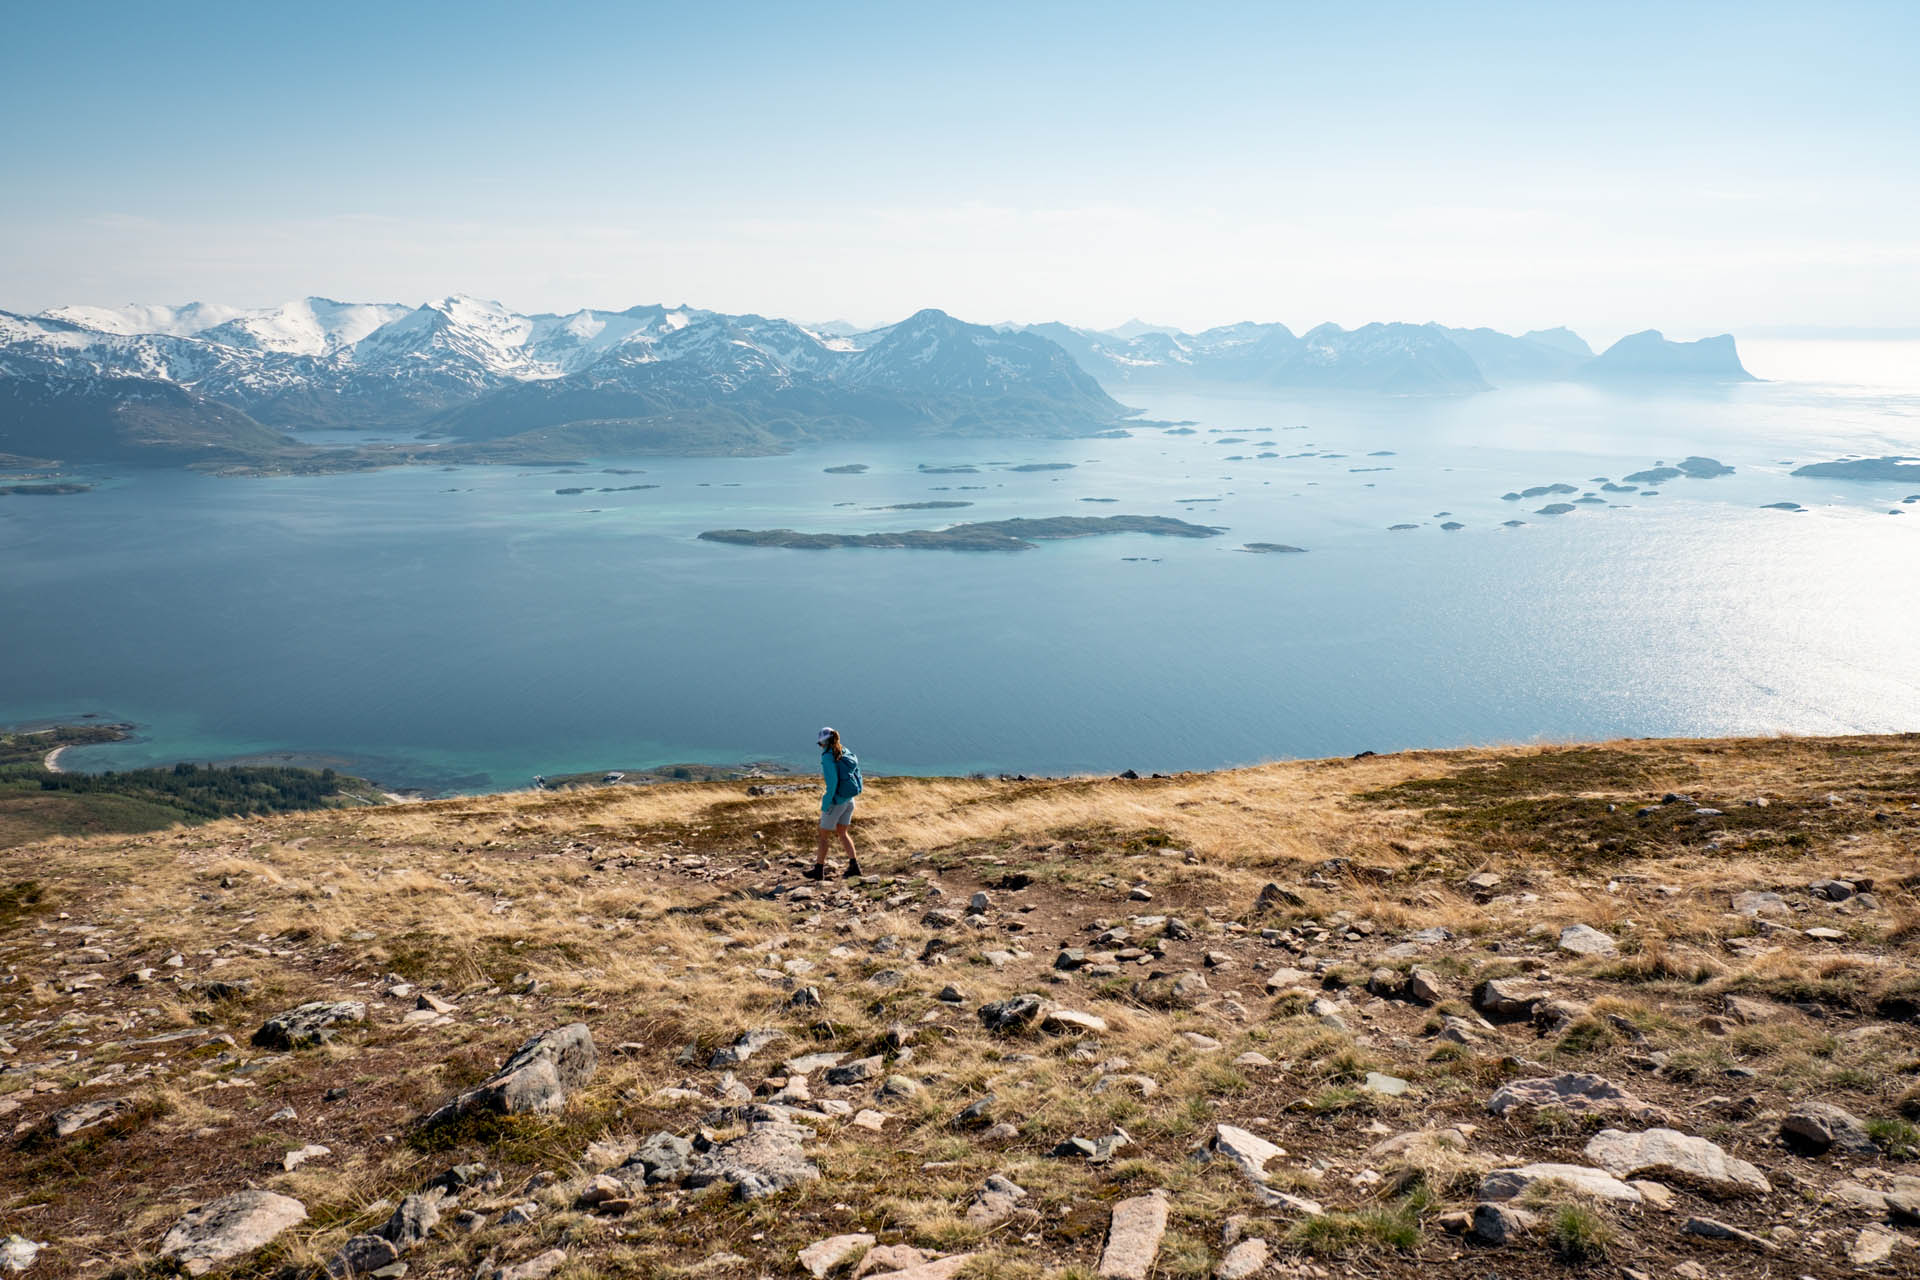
[3,0,1916,341]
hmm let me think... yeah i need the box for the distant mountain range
[0,295,1754,468]
[1013,320,1752,394]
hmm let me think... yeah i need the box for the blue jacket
[822,749,858,810]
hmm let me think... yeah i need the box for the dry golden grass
[4,733,1920,1280]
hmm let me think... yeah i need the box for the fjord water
[4,341,1917,793]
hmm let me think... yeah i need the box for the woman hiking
[808,727,862,880]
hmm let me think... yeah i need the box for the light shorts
[820,800,856,830]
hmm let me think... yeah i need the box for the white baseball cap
[816,726,835,745]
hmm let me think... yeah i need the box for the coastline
[43,746,67,772]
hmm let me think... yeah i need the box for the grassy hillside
[0,724,389,848]
[1,735,1918,1278]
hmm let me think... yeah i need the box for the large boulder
[252,1001,366,1050]
[158,1190,308,1276]
[1584,1128,1770,1197]
[425,1024,596,1125]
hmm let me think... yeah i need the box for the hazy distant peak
[1519,326,1593,358]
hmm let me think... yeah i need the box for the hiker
[808,726,862,879]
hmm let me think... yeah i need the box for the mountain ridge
[0,295,1755,469]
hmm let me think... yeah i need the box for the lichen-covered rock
[158,1190,308,1276]
[1781,1101,1877,1155]
[251,1000,365,1050]
[1098,1192,1168,1280]
[1584,1128,1770,1197]
[1479,1163,1643,1205]
[1473,978,1547,1018]
[684,1121,819,1200]
[424,1024,596,1124]
[977,994,1043,1033]
[1486,1072,1660,1122]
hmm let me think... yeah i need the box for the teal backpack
[832,751,863,801]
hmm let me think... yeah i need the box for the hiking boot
[844,859,863,879]
[803,864,826,881]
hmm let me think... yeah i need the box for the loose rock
[1098,1192,1168,1280]
[1584,1127,1770,1197]
[158,1190,309,1276]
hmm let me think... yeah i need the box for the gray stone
[1264,967,1311,992]
[1042,1008,1108,1035]
[493,1250,568,1280]
[977,994,1044,1033]
[1486,1073,1658,1121]
[877,1075,921,1101]
[251,1000,366,1050]
[1361,1072,1409,1097]
[798,1233,876,1278]
[861,1256,977,1280]
[426,1023,596,1124]
[825,1055,883,1086]
[378,1190,444,1249]
[710,1027,784,1068]
[1478,1163,1644,1205]
[158,1190,309,1276]
[1557,924,1617,957]
[684,1121,819,1200]
[497,1202,539,1227]
[1210,1124,1284,1185]
[1214,1238,1269,1279]
[1583,1127,1770,1197]
[1731,891,1788,917]
[1851,1228,1899,1266]
[0,1237,44,1274]
[1473,978,1547,1018]
[1471,1203,1538,1244]
[47,1096,131,1137]
[1781,1101,1878,1155]
[1406,968,1446,1005]
[1098,1192,1168,1280]
[621,1131,695,1185]
[327,1233,401,1278]
[963,1175,1027,1227]
[1172,972,1212,1004]
[1681,1217,1776,1252]
[951,1094,996,1129]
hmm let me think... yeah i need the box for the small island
[1006,462,1076,472]
[866,501,973,511]
[699,514,1224,552]
[1535,502,1576,516]
[1790,457,1920,482]
[1624,456,1733,484]
[0,481,92,496]
[1241,542,1307,553]
[823,463,870,474]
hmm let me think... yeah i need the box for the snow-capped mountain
[0,293,1752,468]
[0,295,1129,464]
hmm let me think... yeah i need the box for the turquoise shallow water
[3,358,1918,793]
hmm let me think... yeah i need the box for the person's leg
[814,825,830,866]
[837,822,860,875]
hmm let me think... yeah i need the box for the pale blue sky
[4,1,1915,338]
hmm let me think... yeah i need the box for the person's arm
[822,752,836,809]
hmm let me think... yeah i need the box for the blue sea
[4,340,1916,794]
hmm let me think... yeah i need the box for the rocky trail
[2,735,1919,1279]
